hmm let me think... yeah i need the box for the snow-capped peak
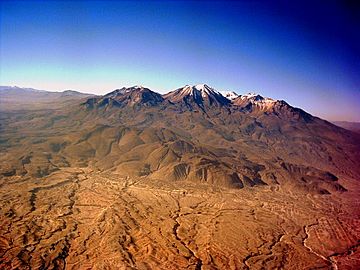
[164,83,230,106]
[194,84,205,90]
[232,92,281,111]
[239,93,276,103]
[241,92,258,98]
[132,85,145,89]
[192,84,221,98]
[219,91,239,100]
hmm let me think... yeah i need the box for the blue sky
[0,1,359,121]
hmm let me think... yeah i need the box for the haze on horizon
[0,0,359,122]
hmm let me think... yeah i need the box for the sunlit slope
[1,85,359,195]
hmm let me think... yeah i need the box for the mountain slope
[2,84,359,194]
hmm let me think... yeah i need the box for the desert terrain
[1,85,360,269]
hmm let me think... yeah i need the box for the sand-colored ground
[1,167,359,269]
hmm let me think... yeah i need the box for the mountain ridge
[1,83,359,193]
[0,85,335,123]
[81,84,312,119]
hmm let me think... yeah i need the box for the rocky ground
[1,167,359,269]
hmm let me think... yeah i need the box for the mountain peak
[232,92,311,120]
[219,91,238,100]
[85,85,163,109]
[193,84,221,98]
[104,85,149,97]
[164,84,230,107]
[238,93,276,103]
[232,92,284,113]
[193,83,208,91]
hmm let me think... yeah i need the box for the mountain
[84,85,164,109]
[0,86,90,96]
[0,86,94,110]
[233,93,285,111]
[163,84,230,109]
[219,90,238,100]
[0,86,46,92]
[2,84,356,192]
[0,84,359,269]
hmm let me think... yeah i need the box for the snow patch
[219,91,238,100]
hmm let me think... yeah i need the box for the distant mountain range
[332,121,360,134]
[0,86,93,110]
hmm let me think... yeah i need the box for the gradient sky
[0,1,359,121]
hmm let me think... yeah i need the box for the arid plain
[1,85,360,269]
